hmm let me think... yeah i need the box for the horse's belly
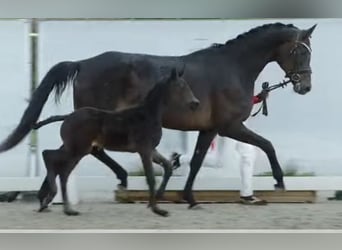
[103,140,137,152]
[162,107,213,131]
[93,133,138,153]
[104,144,137,153]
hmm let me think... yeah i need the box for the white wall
[0,20,31,177]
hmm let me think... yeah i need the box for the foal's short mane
[143,75,170,105]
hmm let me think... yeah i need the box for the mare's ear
[300,24,317,40]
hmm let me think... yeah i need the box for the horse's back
[73,51,183,112]
[78,51,178,71]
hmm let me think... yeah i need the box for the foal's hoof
[37,206,51,213]
[188,203,203,210]
[153,208,169,217]
[64,209,80,216]
[38,198,50,213]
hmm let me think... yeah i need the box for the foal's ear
[178,64,186,77]
[300,24,317,40]
[170,68,178,80]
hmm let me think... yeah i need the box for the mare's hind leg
[91,147,128,188]
[218,122,285,190]
[183,131,217,209]
[151,149,173,200]
[139,150,169,217]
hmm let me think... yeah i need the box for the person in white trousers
[235,120,266,205]
[171,90,269,205]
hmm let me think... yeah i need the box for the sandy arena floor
[0,192,341,230]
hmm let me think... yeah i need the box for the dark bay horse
[36,67,199,216]
[0,22,316,208]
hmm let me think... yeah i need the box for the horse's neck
[243,50,274,82]
[232,30,296,84]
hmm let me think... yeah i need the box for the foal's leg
[59,159,80,216]
[53,149,82,216]
[183,131,217,209]
[91,147,128,188]
[38,176,56,212]
[37,177,49,203]
[218,122,285,190]
[139,150,169,217]
[151,149,173,200]
[38,147,81,215]
[38,150,59,212]
[37,177,51,212]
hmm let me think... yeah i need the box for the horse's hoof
[153,208,169,217]
[117,184,127,191]
[37,206,50,213]
[0,191,20,202]
[188,203,203,210]
[274,183,286,191]
[6,192,20,202]
[64,209,80,216]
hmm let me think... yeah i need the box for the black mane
[207,22,299,50]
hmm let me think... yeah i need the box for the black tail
[0,61,80,152]
[33,115,69,130]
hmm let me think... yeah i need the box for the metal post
[27,18,40,178]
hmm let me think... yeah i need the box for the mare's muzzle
[286,69,312,95]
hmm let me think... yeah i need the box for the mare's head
[274,24,317,95]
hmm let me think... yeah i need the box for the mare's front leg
[151,149,173,200]
[139,149,169,217]
[218,122,285,190]
[91,147,128,189]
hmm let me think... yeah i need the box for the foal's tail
[32,115,68,130]
[0,61,80,152]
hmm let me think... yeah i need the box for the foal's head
[162,67,200,111]
[274,24,317,95]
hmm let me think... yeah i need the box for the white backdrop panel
[0,20,31,177]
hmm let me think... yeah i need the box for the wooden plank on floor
[115,190,317,204]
